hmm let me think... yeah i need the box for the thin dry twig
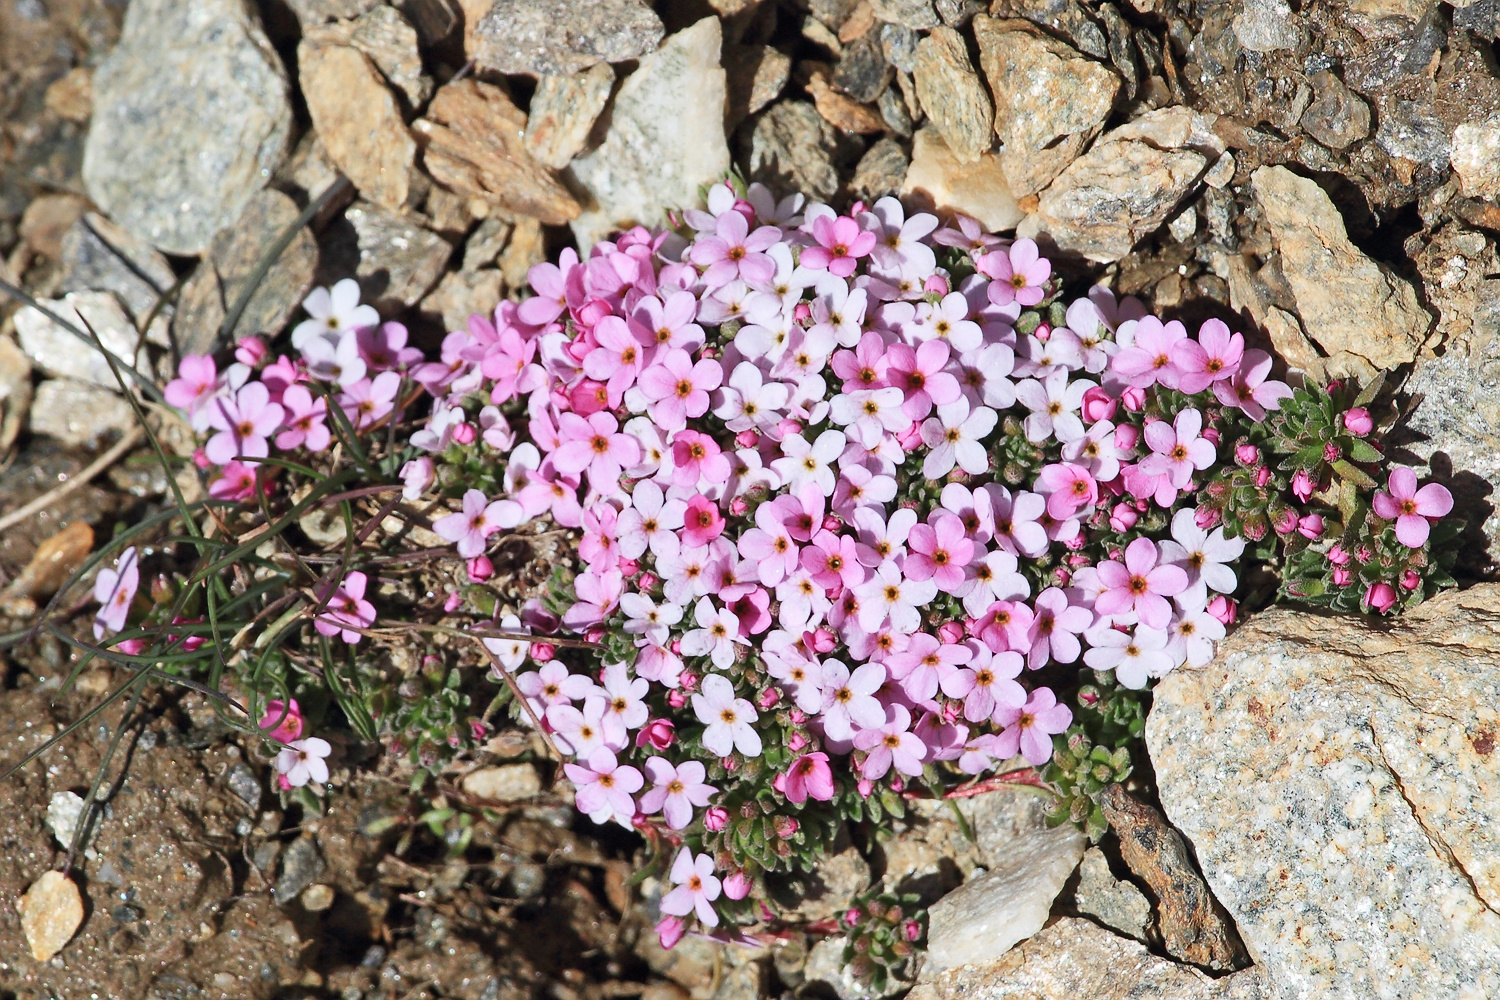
[0,426,146,533]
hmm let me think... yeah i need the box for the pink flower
[690,210,780,286]
[1137,408,1216,501]
[1112,316,1187,389]
[831,331,891,393]
[164,354,219,421]
[92,546,139,638]
[640,757,717,829]
[979,238,1051,307]
[274,737,331,788]
[565,747,644,829]
[704,806,729,831]
[208,461,261,502]
[1024,587,1093,670]
[941,650,1026,724]
[1297,513,1325,539]
[637,348,723,430]
[1170,319,1243,394]
[661,847,722,926]
[656,916,686,950]
[581,315,652,401]
[338,370,402,430]
[434,489,509,558]
[1343,407,1373,435]
[681,496,725,548]
[635,718,676,750]
[313,571,377,644]
[671,431,730,487]
[1291,469,1314,502]
[1206,594,1238,625]
[723,871,753,901]
[1080,385,1117,423]
[1372,467,1453,547]
[886,339,961,420]
[784,752,836,803]
[905,512,975,594]
[275,384,330,451]
[630,291,706,353]
[886,633,971,703]
[204,382,284,467]
[1095,538,1189,630]
[258,698,304,743]
[992,687,1073,766]
[401,457,434,500]
[854,705,928,780]
[552,410,641,490]
[1364,581,1399,614]
[1213,349,1292,421]
[802,530,863,590]
[1037,462,1098,520]
[801,214,877,277]
[1401,569,1421,590]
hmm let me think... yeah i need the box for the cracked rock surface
[1146,586,1500,1000]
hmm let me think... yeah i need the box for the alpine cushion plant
[121,179,1460,966]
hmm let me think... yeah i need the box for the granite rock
[304,5,431,108]
[28,378,138,449]
[420,268,503,331]
[415,79,581,224]
[173,262,227,358]
[908,919,1272,1000]
[922,824,1085,973]
[807,67,888,133]
[83,0,293,255]
[1232,0,1301,53]
[59,213,176,321]
[973,16,1121,198]
[18,194,87,261]
[913,27,993,164]
[902,126,1024,232]
[1147,588,1500,1000]
[15,291,153,388]
[19,871,84,962]
[834,33,893,105]
[569,18,731,248]
[1073,847,1151,941]
[461,764,542,800]
[1451,121,1500,201]
[524,65,615,170]
[725,44,793,128]
[299,39,416,211]
[207,189,319,342]
[1251,166,1430,370]
[748,100,846,204]
[870,0,940,30]
[285,0,380,28]
[344,201,454,312]
[850,137,911,201]
[879,789,1051,901]
[461,216,514,271]
[471,0,664,76]
[1300,71,1371,152]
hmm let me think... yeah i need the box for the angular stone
[913,27,993,164]
[973,16,1121,198]
[870,0,940,30]
[28,378,138,449]
[1232,0,1301,53]
[1300,71,1371,152]
[807,68,888,134]
[725,44,792,128]
[60,213,176,321]
[47,791,87,848]
[299,40,416,212]
[462,216,514,272]
[285,0,380,28]
[1451,121,1500,200]
[0,521,95,618]
[569,18,730,249]
[1147,589,1500,1000]
[416,79,580,225]
[903,126,1023,233]
[1250,165,1430,369]
[524,64,615,170]
[850,137,910,201]
[1073,847,1151,941]
[345,201,454,312]
[15,291,152,388]
[460,763,542,800]
[749,100,845,203]
[908,919,1272,1000]
[173,261,227,358]
[881,22,920,74]
[305,5,432,108]
[210,189,319,341]
[923,825,1085,973]
[768,841,871,922]
[83,0,293,255]
[471,0,664,76]
[44,67,94,123]
[19,193,87,260]
[20,871,85,962]
[420,269,504,332]
[834,32,893,104]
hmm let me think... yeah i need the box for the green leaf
[1347,439,1382,464]
[1332,459,1378,490]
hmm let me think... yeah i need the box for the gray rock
[1250,165,1430,370]
[973,15,1121,198]
[913,27,993,164]
[1147,589,1500,1000]
[472,0,664,76]
[1373,94,1451,173]
[15,292,154,389]
[725,44,793,129]
[908,918,1272,1000]
[767,840,871,922]
[525,64,615,170]
[344,201,454,313]
[209,189,319,341]
[274,835,327,905]
[59,214,176,322]
[870,0,940,30]
[935,0,985,26]
[879,790,1051,902]
[902,126,1024,232]
[881,22,920,74]
[1074,847,1151,941]
[1299,71,1370,151]
[850,137,911,201]
[227,764,262,812]
[568,17,731,249]
[83,0,293,255]
[805,935,909,1000]
[1231,0,1301,53]
[28,378,137,448]
[879,84,914,137]
[421,269,504,332]
[284,0,380,29]
[835,33,894,105]
[461,216,514,272]
[748,101,845,203]
[173,262,227,358]
[923,824,1085,973]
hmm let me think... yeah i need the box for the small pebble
[20,871,85,962]
[301,884,336,911]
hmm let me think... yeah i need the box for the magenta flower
[636,348,723,430]
[1171,319,1243,394]
[639,757,717,830]
[1036,462,1098,520]
[690,210,780,286]
[356,321,422,371]
[854,705,928,780]
[208,461,260,503]
[582,315,652,401]
[1213,349,1292,421]
[480,325,546,405]
[671,430,730,488]
[1139,408,1216,491]
[801,530,863,591]
[93,546,139,639]
[275,384,330,451]
[1025,587,1093,670]
[258,698,304,743]
[783,752,836,803]
[905,512,975,594]
[801,214,877,277]
[1372,467,1454,547]
[992,687,1073,766]
[661,847,722,926]
[434,489,509,558]
[314,571,377,644]
[1112,316,1187,390]
[565,747,644,829]
[552,410,641,490]
[1365,581,1399,614]
[204,382,284,467]
[979,238,1051,307]
[1095,538,1189,629]
[1343,407,1373,435]
[886,339,961,420]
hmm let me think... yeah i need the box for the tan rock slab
[913,26,992,164]
[524,64,616,169]
[20,871,85,962]
[902,126,1023,232]
[299,40,416,211]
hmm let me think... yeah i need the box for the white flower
[481,614,530,670]
[275,737,332,788]
[921,399,997,478]
[692,674,762,757]
[714,362,790,433]
[680,597,744,669]
[1083,625,1172,689]
[594,661,650,744]
[852,506,918,567]
[1159,507,1246,609]
[1165,605,1225,668]
[954,342,1017,410]
[775,567,832,632]
[808,274,868,348]
[855,562,938,633]
[1061,419,1126,482]
[619,593,683,646]
[291,279,378,350]
[830,386,908,447]
[617,480,686,561]
[1015,368,1094,443]
[301,329,367,386]
[957,550,1030,617]
[772,429,846,496]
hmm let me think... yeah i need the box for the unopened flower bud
[1297,514,1325,539]
[667,689,688,709]
[903,919,923,942]
[1080,386,1117,423]
[1400,569,1421,590]
[656,916,686,950]
[735,429,759,448]
[1207,595,1238,625]
[1272,507,1299,535]
[1235,443,1260,466]
[856,778,874,797]
[923,274,950,296]
[235,335,268,366]
[1113,423,1140,451]
[1120,385,1147,411]
[443,591,463,612]
[723,871,753,900]
[774,815,798,839]
[704,807,729,831]
[1194,506,1220,529]
[792,302,812,323]
[451,421,477,445]
[585,626,605,644]
[1365,581,1399,613]
[1255,465,1272,488]
[786,731,809,752]
[1034,323,1051,343]
[1202,426,1221,446]
[1343,407,1373,435]
[1109,503,1138,532]
[1323,442,1341,464]
[937,621,965,644]
[757,687,780,710]
[1291,469,1314,502]
[1332,567,1353,586]
[729,496,749,516]
[466,555,494,582]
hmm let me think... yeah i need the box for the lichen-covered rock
[471,0,664,76]
[1146,587,1500,1000]
[1451,121,1500,200]
[749,100,846,205]
[913,27,993,164]
[82,0,293,255]
[1073,847,1152,942]
[524,65,615,170]
[209,189,319,341]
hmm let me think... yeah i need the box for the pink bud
[618,558,640,577]
[776,418,802,438]
[896,421,924,450]
[1194,506,1220,529]
[1113,423,1140,451]
[1327,543,1350,566]
[667,689,688,709]
[1235,443,1260,466]
[1400,569,1421,590]
[937,621,965,644]
[1052,566,1072,587]
[787,731,809,752]
[466,555,494,582]
[1343,407,1373,436]
[1063,532,1086,550]
[451,422,477,445]
[635,718,675,750]
[923,273,951,296]
[585,626,605,644]
[277,773,293,792]
[704,807,729,831]
[1120,385,1147,412]
[116,638,148,655]
[903,919,922,942]
[1109,502,1138,532]
[734,428,759,448]
[235,335,268,366]
[1332,567,1353,586]
[807,627,836,653]
[1206,594,1238,625]
[1255,465,1272,488]
[1273,508,1299,535]
[1202,425,1221,446]
[793,303,812,323]
[1077,688,1100,707]
[722,755,738,772]
[788,709,807,725]
[679,670,698,691]
[1297,514,1325,539]
[670,639,683,655]
[757,687,781,710]
[822,514,842,532]
[729,496,749,516]
[1365,581,1399,613]
[1080,386,1117,423]
[1291,469,1314,502]
[1356,545,1373,563]
[856,778,874,797]
[889,776,904,793]
[638,572,660,591]
[723,871,753,901]
[1323,442,1341,464]
[443,591,463,613]
[193,447,211,469]
[1033,323,1051,343]
[656,916,686,950]
[775,816,799,839]
[530,642,556,662]
[1066,552,1091,568]
[470,719,490,742]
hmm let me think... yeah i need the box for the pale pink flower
[661,848,722,926]
[93,546,139,638]
[565,747,643,829]
[921,399,997,478]
[692,674,762,757]
[1024,588,1093,669]
[275,737,332,787]
[1015,369,1093,443]
[854,704,927,779]
[1139,408,1216,490]
[818,660,886,740]
[637,349,723,430]
[886,339,961,420]
[979,238,1050,307]
[1165,605,1226,667]
[958,549,1030,618]
[1171,319,1243,393]
[553,410,641,489]
[682,598,745,670]
[640,758,717,830]
[517,662,594,718]
[854,562,938,632]
[1095,538,1189,630]
[1213,349,1292,421]
[434,489,509,558]
[831,330,891,393]
[990,487,1050,558]
[852,506,919,568]
[630,291,705,353]
[276,384,330,451]
[164,354,220,425]
[618,480,686,561]
[582,315,652,401]
[691,210,780,286]
[1037,462,1098,520]
[204,382,283,467]
[313,571,377,644]
[801,214,877,277]
[906,512,975,594]
[1083,624,1173,688]
[1373,466,1454,548]
[940,649,1026,724]
[886,634,971,703]
[594,661,649,744]
[992,687,1072,766]
[338,370,402,430]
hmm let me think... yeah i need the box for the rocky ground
[1,0,1499,997]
